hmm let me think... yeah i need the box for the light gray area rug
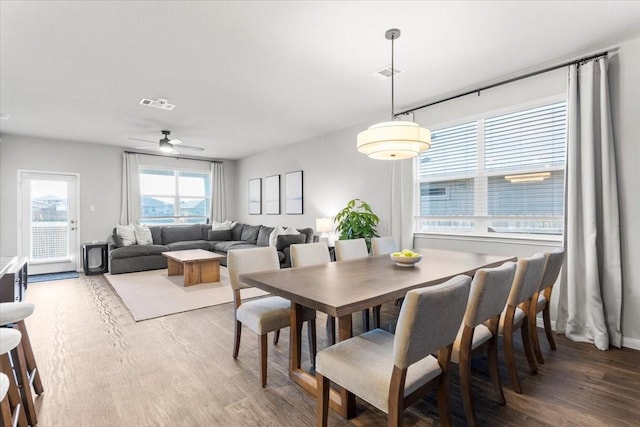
[104,267,268,321]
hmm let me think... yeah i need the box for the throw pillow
[116,224,136,246]
[134,224,153,245]
[268,225,300,247]
[211,220,237,231]
[275,234,306,251]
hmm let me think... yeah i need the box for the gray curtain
[210,162,226,223]
[556,58,622,350]
[119,152,141,225]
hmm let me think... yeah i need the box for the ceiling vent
[139,98,175,111]
[377,65,402,78]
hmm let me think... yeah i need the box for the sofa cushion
[212,241,257,253]
[116,224,137,246]
[149,226,163,244]
[165,240,210,251]
[110,244,169,259]
[298,227,315,243]
[201,224,212,240]
[231,223,246,241]
[276,234,307,251]
[161,224,203,244]
[134,224,153,245]
[241,224,261,244]
[257,226,274,247]
[208,229,232,241]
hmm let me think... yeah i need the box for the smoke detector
[139,98,176,111]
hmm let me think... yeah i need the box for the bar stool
[0,302,43,425]
[0,328,28,427]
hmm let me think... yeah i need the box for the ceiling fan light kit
[357,28,431,160]
[130,130,204,154]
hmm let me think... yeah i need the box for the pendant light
[357,29,431,160]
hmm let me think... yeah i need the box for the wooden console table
[0,256,29,302]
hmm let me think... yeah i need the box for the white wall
[0,135,238,261]
[235,36,640,347]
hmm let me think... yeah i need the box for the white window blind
[416,101,567,237]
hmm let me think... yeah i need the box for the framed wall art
[248,178,262,215]
[264,174,280,214]
[285,170,303,214]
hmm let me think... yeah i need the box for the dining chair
[0,302,43,426]
[316,275,471,427]
[371,236,398,256]
[529,247,565,364]
[0,328,28,427]
[451,262,517,427]
[334,238,375,331]
[290,242,336,345]
[499,253,546,394]
[228,246,317,387]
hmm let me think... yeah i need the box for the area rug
[28,271,80,283]
[104,267,268,321]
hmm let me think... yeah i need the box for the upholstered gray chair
[371,236,399,256]
[228,246,316,387]
[0,302,42,425]
[451,262,517,427]
[334,238,375,331]
[529,247,565,364]
[499,254,546,393]
[290,242,336,345]
[316,275,471,427]
[0,328,28,427]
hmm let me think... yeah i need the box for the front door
[18,171,80,274]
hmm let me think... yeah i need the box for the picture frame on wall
[264,174,280,214]
[248,178,262,215]
[285,170,303,215]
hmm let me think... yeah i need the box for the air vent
[139,98,176,111]
[377,65,402,78]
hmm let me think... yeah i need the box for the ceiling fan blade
[176,145,204,152]
[135,144,158,150]
[168,138,183,145]
[128,137,155,143]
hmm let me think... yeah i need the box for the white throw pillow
[268,225,300,247]
[134,224,153,245]
[211,220,237,231]
[116,224,137,246]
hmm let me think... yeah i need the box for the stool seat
[0,328,21,354]
[0,303,35,325]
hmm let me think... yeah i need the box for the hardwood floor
[23,274,639,426]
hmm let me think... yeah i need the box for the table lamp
[315,218,333,244]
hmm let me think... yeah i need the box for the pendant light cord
[391,33,395,120]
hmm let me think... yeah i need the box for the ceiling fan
[129,130,204,153]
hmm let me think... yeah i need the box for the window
[416,101,566,237]
[139,168,211,224]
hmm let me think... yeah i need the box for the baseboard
[536,318,640,350]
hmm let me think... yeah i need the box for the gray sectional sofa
[107,223,314,274]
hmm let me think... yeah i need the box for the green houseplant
[334,199,380,251]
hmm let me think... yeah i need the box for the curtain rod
[397,50,609,116]
[124,150,223,164]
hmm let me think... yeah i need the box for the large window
[416,101,567,237]
[139,168,211,224]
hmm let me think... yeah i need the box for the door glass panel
[30,180,69,261]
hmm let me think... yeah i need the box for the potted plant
[334,199,380,252]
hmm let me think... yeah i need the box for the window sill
[414,232,563,247]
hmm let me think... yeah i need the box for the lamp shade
[357,121,431,160]
[315,217,333,233]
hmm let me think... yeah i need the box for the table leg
[166,258,183,276]
[337,314,356,419]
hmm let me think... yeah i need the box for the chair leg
[362,309,370,332]
[543,306,557,350]
[16,320,44,395]
[233,320,242,359]
[521,319,538,375]
[503,324,522,394]
[436,373,452,427]
[316,373,329,427]
[0,394,12,427]
[11,343,37,426]
[307,321,317,370]
[0,354,28,427]
[327,316,336,345]
[373,305,381,329]
[273,329,280,345]
[259,334,268,387]
[487,336,506,405]
[459,327,477,427]
[530,313,545,365]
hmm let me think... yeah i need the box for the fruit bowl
[390,250,423,268]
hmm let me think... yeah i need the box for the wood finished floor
[22,274,640,427]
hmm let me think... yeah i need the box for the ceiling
[2,1,640,160]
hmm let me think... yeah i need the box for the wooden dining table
[240,248,517,418]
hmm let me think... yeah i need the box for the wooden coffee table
[162,249,226,286]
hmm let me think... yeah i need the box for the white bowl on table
[390,253,423,268]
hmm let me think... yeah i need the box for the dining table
[239,247,517,418]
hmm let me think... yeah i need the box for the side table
[82,242,109,275]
